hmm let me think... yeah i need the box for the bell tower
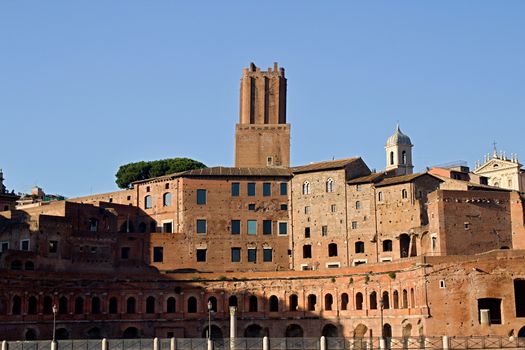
[385,124,414,176]
[234,62,290,168]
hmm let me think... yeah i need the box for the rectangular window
[231,220,241,235]
[49,240,58,253]
[162,221,173,233]
[197,189,207,205]
[247,220,257,235]
[280,182,288,196]
[1,241,9,252]
[304,206,310,214]
[248,248,257,262]
[248,203,256,210]
[247,183,256,196]
[278,222,288,235]
[305,227,310,238]
[303,245,312,258]
[263,183,271,196]
[263,220,272,235]
[351,221,358,230]
[263,248,273,262]
[196,219,207,234]
[121,247,130,259]
[321,225,328,236]
[153,247,164,262]
[231,248,241,262]
[330,204,336,213]
[280,204,288,210]
[21,239,29,251]
[231,182,240,197]
[196,249,207,262]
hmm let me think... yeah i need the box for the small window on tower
[267,157,273,166]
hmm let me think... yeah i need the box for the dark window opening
[305,227,310,238]
[478,298,502,324]
[196,249,207,262]
[307,294,316,311]
[263,183,271,196]
[231,183,240,196]
[249,296,258,312]
[231,220,241,234]
[289,294,298,311]
[355,293,363,310]
[325,294,333,311]
[187,297,197,313]
[383,240,393,252]
[514,280,525,317]
[146,296,155,313]
[269,295,279,312]
[328,243,338,257]
[121,247,130,259]
[303,245,312,259]
[196,189,207,205]
[247,183,256,196]
[153,247,164,263]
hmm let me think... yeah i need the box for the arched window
[378,192,383,202]
[12,295,21,315]
[28,296,37,315]
[302,181,310,195]
[126,297,136,314]
[91,296,101,314]
[307,294,317,311]
[208,296,217,312]
[144,195,152,209]
[410,288,416,307]
[88,218,98,232]
[393,290,399,309]
[355,241,365,254]
[341,293,349,311]
[370,291,378,309]
[402,189,408,199]
[228,295,238,307]
[269,295,279,312]
[326,178,334,193]
[166,297,176,313]
[401,151,407,164]
[402,289,408,309]
[355,293,363,310]
[325,294,333,311]
[187,297,197,313]
[289,294,298,311]
[75,296,84,314]
[355,201,361,210]
[163,193,172,207]
[58,296,68,314]
[109,297,118,314]
[146,296,155,314]
[43,296,53,314]
[383,240,393,252]
[328,243,338,257]
[390,151,394,165]
[249,296,258,312]
[382,291,390,309]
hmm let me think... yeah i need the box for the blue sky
[1,1,524,197]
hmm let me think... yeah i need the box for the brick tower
[234,62,290,168]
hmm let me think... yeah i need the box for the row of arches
[1,288,417,317]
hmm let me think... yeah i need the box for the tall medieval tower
[234,62,290,168]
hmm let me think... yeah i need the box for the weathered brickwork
[1,63,525,341]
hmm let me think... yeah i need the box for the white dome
[386,124,412,146]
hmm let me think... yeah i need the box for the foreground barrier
[3,336,525,350]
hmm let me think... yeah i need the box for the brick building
[1,63,525,341]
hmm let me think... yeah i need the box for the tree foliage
[115,157,207,189]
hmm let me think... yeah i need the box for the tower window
[263,248,272,262]
[196,189,207,205]
[355,201,361,210]
[378,192,383,202]
[144,195,152,209]
[247,220,257,235]
[402,189,408,199]
[328,243,338,257]
[390,151,394,165]
[383,240,393,252]
[302,181,310,195]
[321,225,328,236]
[196,220,207,234]
[402,151,407,164]
[326,178,334,193]
[196,249,207,262]
[355,241,365,254]
[247,183,256,196]
[153,247,164,262]
[231,220,241,235]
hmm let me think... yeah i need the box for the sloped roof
[292,157,360,174]
[374,173,443,187]
[133,166,292,184]
[347,173,385,184]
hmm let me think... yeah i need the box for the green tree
[115,158,206,189]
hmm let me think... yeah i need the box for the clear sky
[1,1,524,198]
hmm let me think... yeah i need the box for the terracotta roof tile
[292,157,360,174]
